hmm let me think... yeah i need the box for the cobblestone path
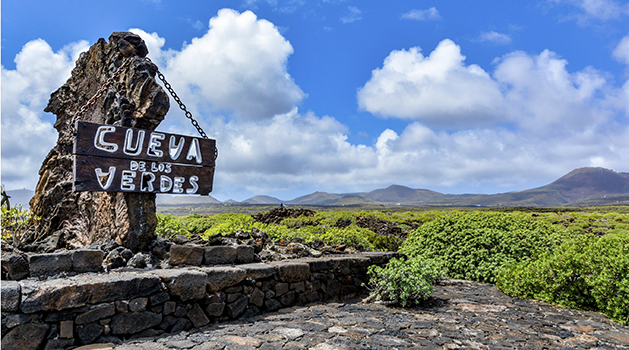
[80,279,629,349]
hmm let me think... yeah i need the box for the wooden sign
[73,121,216,195]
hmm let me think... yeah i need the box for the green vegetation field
[155,205,629,325]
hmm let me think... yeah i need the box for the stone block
[290,281,305,293]
[4,314,30,328]
[110,311,162,335]
[362,251,400,266]
[204,246,237,265]
[115,300,129,313]
[236,245,255,263]
[77,323,104,344]
[153,268,208,301]
[249,288,265,308]
[264,299,282,312]
[72,249,103,273]
[326,279,341,298]
[226,295,248,319]
[60,320,73,338]
[20,271,163,313]
[275,262,311,282]
[200,266,246,293]
[227,293,243,303]
[149,291,170,306]
[1,323,49,350]
[224,286,242,293]
[1,281,20,312]
[280,290,296,306]
[341,285,357,299]
[44,338,74,350]
[187,303,210,328]
[129,297,148,312]
[169,245,204,266]
[240,263,277,280]
[171,318,192,333]
[28,252,72,277]
[328,257,352,275]
[1,252,30,280]
[205,302,225,317]
[76,303,115,325]
[275,282,289,297]
[163,301,176,315]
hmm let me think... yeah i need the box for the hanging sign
[73,121,216,195]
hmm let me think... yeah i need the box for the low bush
[400,211,566,283]
[366,256,445,307]
[497,231,629,325]
[1,205,37,245]
[155,214,189,239]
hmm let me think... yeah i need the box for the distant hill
[10,167,629,210]
[285,167,629,207]
[242,195,283,204]
[156,194,221,206]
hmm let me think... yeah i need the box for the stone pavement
[80,279,629,350]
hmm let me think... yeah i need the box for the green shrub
[497,231,629,325]
[400,211,565,283]
[156,214,190,239]
[186,217,214,235]
[201,213,256,237]
[366,256,445,307]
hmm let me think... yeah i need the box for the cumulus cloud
[478,31,512,44]
[135,9,305,121]
[357,39,507,128]
[613,34,629,65]
[341,6,362,23]
[549,0,629,22]
[401,7,441,21]
[1,39,89,190]
[358,39,611,134]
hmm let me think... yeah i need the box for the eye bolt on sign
[73,121,216,195]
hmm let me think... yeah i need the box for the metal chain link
[71,56,216,159]
[145,58,209,140]
[70,57,132,134]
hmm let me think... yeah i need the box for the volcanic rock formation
[29,32,169,251]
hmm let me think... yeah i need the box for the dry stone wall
[1,252,398,349]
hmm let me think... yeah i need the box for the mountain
[285,167,629,207]
[365,185,447,204]
[242,195,283,204]
[156,194,221,206]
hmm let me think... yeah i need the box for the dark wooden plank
[74,121,216,167]
[74,155,214,195]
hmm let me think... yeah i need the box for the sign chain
[71,57,212,146]
[145,57,209,141]
[70,58,133,134]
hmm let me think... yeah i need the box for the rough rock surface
[28,31,169,252]
[101,279,629,350]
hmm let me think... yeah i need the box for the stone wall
[1,252,398,350]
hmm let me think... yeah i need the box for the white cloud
[613,34,629,65]
[358,39,611,134]
[549,0,629,21]
[341,6,362,23]
[135,9,305,121]
[1,39,89,190]
[478,31,512,44]
[357,39,507,128]
[401,7,441,21]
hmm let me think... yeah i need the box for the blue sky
[2,0,629,201]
